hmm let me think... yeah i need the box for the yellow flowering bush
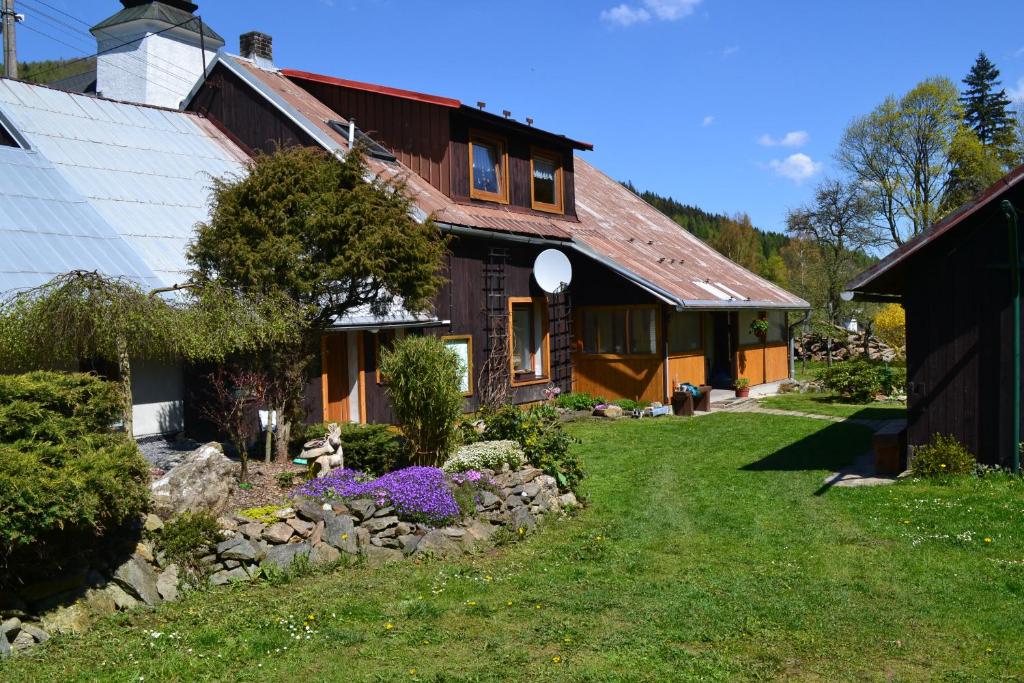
[874,303,906,357]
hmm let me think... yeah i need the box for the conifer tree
[960,52,1015,149]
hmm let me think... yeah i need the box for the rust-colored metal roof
[848,163,1024,296]
[206,56,805,308]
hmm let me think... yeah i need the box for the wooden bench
[873,420,907,474]
[671,385,712,416]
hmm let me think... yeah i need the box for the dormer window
[530,148,563,214]
[469,130,508,203]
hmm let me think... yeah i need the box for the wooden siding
[450,114,576,218]
[736,343,789,385]
[322,334,349,423]
[295,80,452,196]
[188,64,312,154]
[573,356,665,403]
[667,354,705,387]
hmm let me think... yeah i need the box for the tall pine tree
[960,52,1015,149]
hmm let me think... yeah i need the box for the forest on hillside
[0,58,94,85]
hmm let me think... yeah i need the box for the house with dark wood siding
[848,165,1024,467]
[180,33,809,426]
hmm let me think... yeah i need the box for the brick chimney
[240,31,273,66]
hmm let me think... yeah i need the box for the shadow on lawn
[793,395,906,421]
[739,421,869,473]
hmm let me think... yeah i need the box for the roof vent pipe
[348,119,355,147]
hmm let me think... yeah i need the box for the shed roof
[0,78,248,294]
[847,164,1024,298]
[190,55,806,310]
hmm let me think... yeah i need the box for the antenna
[477,101,486,110]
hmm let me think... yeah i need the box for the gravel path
[136,435,200,472]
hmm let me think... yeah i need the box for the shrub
[815,358,905,402]
[874,303,906,356]
[442,440,526,473]
[379,336,464,466]
[554,392,604,411]
[912,434,976,477]
[610,398,648,412]
[296,422,405,475]
[481,405,585,491]
[0,372,149,575]
[448,470,496,518]
[295,466,461,526]
[156,512,221,588]
[276,471,298,488]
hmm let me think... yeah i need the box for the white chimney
[91,0,224,108]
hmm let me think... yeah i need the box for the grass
[759,392,907,421]
[4,414,1022,681]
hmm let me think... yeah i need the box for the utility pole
[1,0,17,80]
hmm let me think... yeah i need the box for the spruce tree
[960,52,1014,148]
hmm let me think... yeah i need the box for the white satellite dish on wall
[533,249,573,294]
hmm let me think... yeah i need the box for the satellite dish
[533,249,573,294]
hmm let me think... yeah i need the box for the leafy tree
[198,365,267,482]
[960,52,1016,152]
[189,146,447,458]
[710,213,765,274]
[0,271,295,437]
[942,125,1006,212]
[837,78,963,246]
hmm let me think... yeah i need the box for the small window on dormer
[469,130,508,203]
[0,112,21,148]
[531,148,563,214]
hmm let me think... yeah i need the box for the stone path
[711,400,907,489]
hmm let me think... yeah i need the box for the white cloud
[768,153,822,183]
[722,45,740,57]
[1009,77,1024,103]
[600,0,701,26]
[758,130,809,148]
[702,115,714,127]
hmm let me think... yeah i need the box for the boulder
[12,630,35,650]
[239,522,265,540]
[105,583,139,610]
[262,523,295,545]
[150,443,240,519]
[112,555,162,606]
[309,542,341,566]
[143,514,164,532]
[399,534,421,555]
[323,513,358,555]
[558,492,578,508]
[262,542,311,572]
[210,566,251,586]
[478,491,500,509]
[217,537,262,563]
[594,404,623,419]
[292,497,327,524]
[135,541,154,564]
[83,587,117,616]
[156,565,180,602]
[20,624,48,644]
[365,546,404,566]
[41,603,90,635]
[1,617,21,640]
[361,515,399,534]
[465,521,498,544]
[510,506,536,534]
[348,498,376,521]
[287,518,315,537]
[0,632,9,657]
[309,520,325,546]
[412,530,463,559]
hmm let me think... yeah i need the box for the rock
[412,530,463,559]
[150,443,240,519]
[372,506,395,518]
[273,507,296,520]
[521,482,541,499]
[262,542,312,572]
[262,522,295,545]
[210,566,251,586]
[156,565,180,602]
[323,513,358,555]
[361,515,399,534]
[379,537,403,549]
[217,516,239,532]
[1,617,21,639]
[112,554,162,606]
[105,583,139,610]
[536,474,558,490]
[510,506,536,534]
[348,498,376,521]
[309,520,325,546]
[239,522,265,540]
[478,491,500,509]
[287,518,314,536]
[355,527,371,551]
[365,546,404,566]
[441,527,466,538]
[135,541,154,564]
[506,494,526,509]
[83,588,117,616]
[595,404,623,419]
[0,632,9,657]
[19,572,87,603]
[223,560,241,570]
[143,513,164,532]
[310,542,341,566]
[293,497,326,523]
[41,604,90,635]
[558,492,578,508]
[217,536,262,562]
[394,522,412,536]
[20,623,48,644]
[329,502,350,515]
[12,630,35,650]
[399,534,421,555]
[465,521,497,543]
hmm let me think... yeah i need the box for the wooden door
[322,334,349,423]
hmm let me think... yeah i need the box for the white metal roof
[0,79,248,294]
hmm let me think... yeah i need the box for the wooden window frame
[577,305,661,359]
[442,334,474,397]
[529,146,564,214]
[508,296,551,386]
[468,129,509,204]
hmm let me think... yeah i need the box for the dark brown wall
[903,188,1023,465]
[188,64,312,154]
[449,113,576,218]
[293,80,452,196]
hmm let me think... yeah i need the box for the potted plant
[749,316,770,340]
[734,377,751,398]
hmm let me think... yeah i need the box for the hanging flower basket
[749,317,770,340]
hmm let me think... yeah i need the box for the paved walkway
[710,399,907,489]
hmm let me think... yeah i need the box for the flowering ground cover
[4,413,1023,681]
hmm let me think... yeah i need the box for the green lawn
[4,414,1022,681]
[760,392,907,421]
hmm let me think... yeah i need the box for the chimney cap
[121,0,199,13]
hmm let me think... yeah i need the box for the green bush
[380,336,464,466]
[295,422,405,475]
[481,404,585,491]
[0,372,149,561]
[610,398,648,412]
[156,512,221,589]
[815,358,905,402]
[912,434,976,477]
[554,392,604,411]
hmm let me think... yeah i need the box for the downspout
[788,309,810,380]
[1001,200,1021,473]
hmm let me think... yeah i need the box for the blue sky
[13,0,1024,233]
